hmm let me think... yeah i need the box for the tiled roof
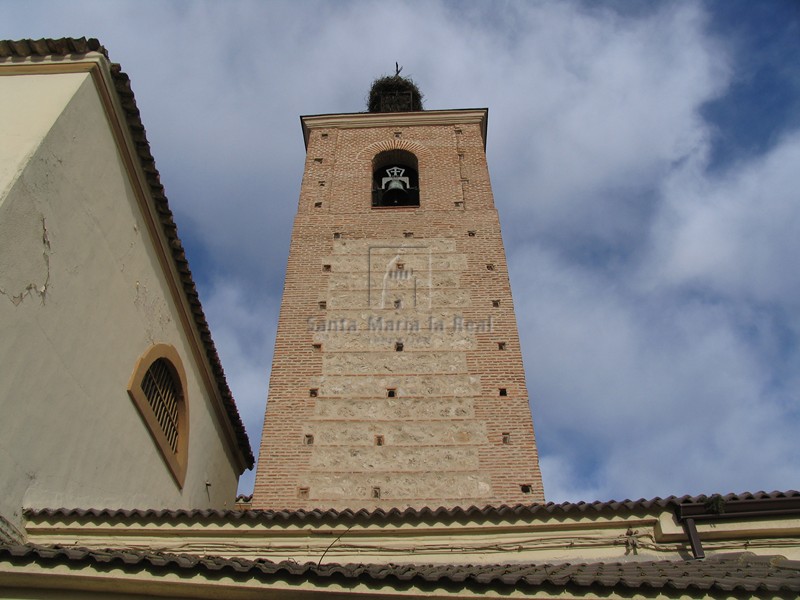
[0,37,103,57]
[0,38,253,468]
[2,544,799,594]
[25,490,800,524]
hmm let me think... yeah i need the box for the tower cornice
[301,108,488,150]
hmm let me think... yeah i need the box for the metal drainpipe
[682,518,705,560]
[675,496,800,560]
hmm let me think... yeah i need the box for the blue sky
[3,0,799,501]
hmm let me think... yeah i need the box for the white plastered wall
[0,71,240,531]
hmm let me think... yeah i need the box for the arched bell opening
[372,150,420,208]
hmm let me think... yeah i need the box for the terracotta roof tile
[24,490,800,525]
[0,37,104,57]
[2,544,799,594]
[0,38,253,467]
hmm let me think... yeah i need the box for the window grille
[141,358,181,453]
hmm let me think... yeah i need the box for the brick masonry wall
[253,110,544,509]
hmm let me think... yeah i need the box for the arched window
[142,358,180,452]
[372,150,419,208]
[127,344,189,487]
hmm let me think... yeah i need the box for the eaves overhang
[3,543,800,597]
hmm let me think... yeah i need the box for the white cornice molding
[0,52,106,70]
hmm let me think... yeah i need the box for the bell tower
[253,75,544,509]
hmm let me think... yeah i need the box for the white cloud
[486,2,729,247]
[516,244,800,501]
[646,131,800,306]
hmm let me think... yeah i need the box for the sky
[3,0,799,503]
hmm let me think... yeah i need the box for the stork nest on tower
[367,73,424,113]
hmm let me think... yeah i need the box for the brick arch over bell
[356,138,432,164]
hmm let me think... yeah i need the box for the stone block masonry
[253,109,544,510]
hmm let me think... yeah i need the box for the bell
[385,179,406,192]
[382,179,408,204]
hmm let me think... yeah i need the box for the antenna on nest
[395,62,403,76]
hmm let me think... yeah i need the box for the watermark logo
[367,245,432,309]
[306,314,494,335]
[306,242,494,336]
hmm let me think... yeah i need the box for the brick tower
[253,76,544,509]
